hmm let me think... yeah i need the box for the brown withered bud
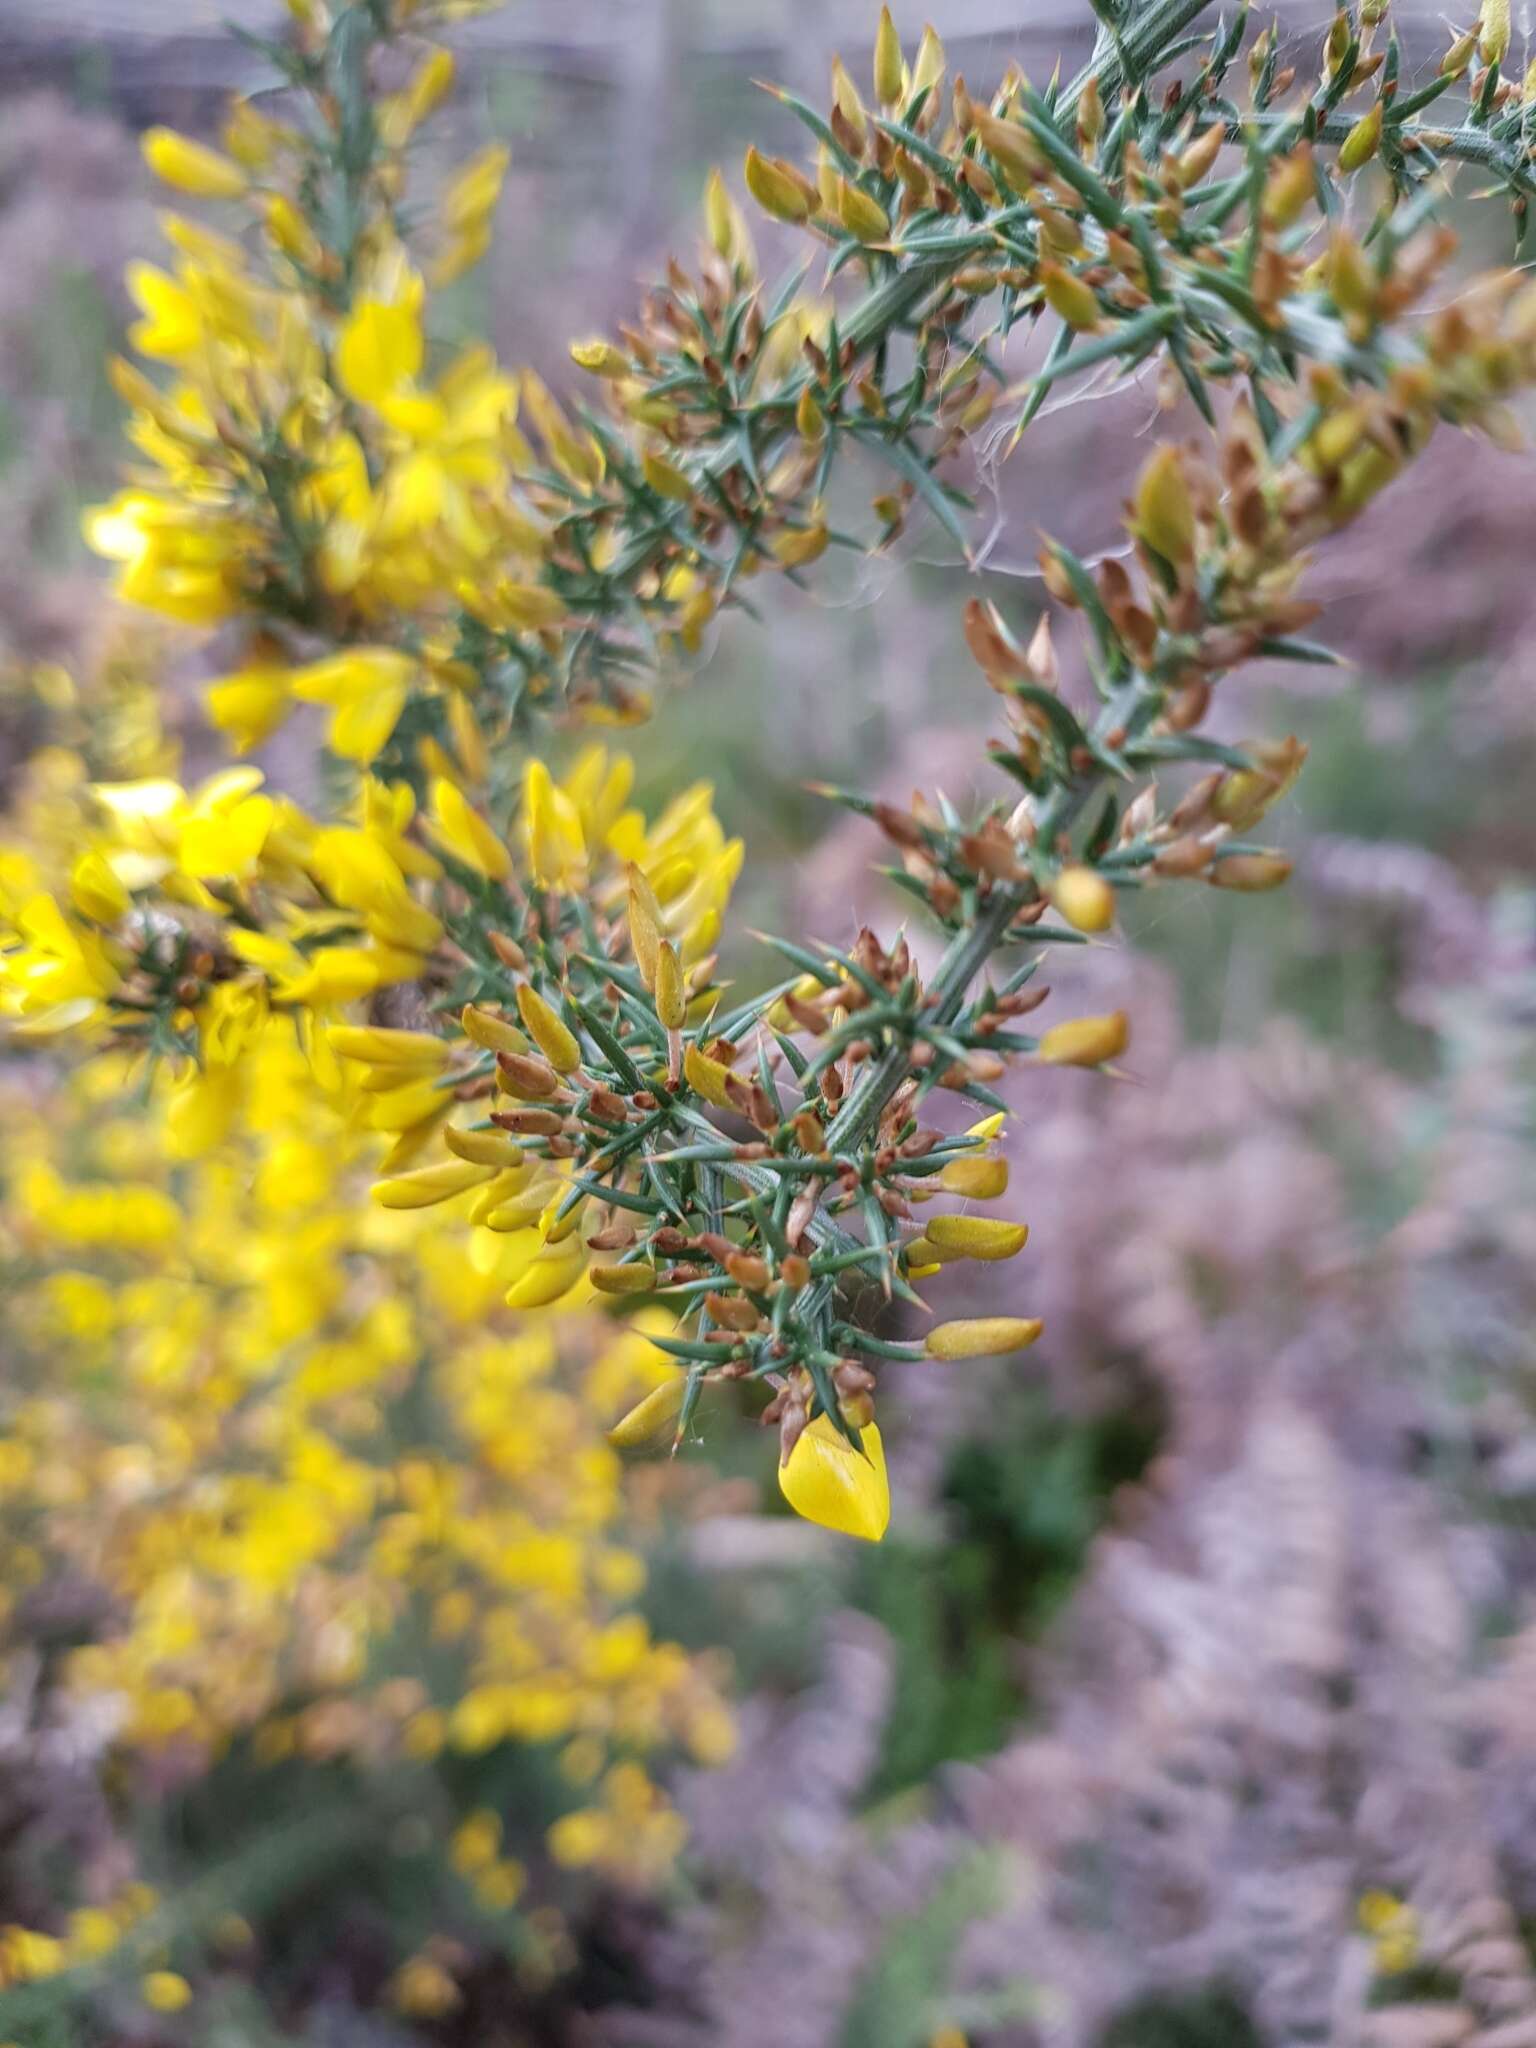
[1152,835,1217,878]
[705,1292,762,1333]
[488,931,527,972]
[873,798,926,846]
[659,1263,707,1286]
[586,1223,638,1252]
[1038,546,1081,606]
[960,819,1029,881]
[780,1253,812,1291]
[958,156,998,203]
[651,1227,693,1256]
[1164,680,1212,732]
[791,1107,827,1155]
[995,983,1051,1018]
[735,1078,779,1129]
[929,871,963,917]
[777,1397,810,1466]
[585,1085,631,1123]
[877,1187,913,1220]
[786,1185,821,1248]
[829,102,862,159]
[694,1232,736,1265]
[962,596,1022,684]
[1167,770,1223,832]
[725,1251,771,1292]
[896,1127,941,1159]
[497,1051,561,1099]
[490,1107,566,1137]
[784,992,832,1034]
[833,1360,876,1398]
[453,1073,496,1100]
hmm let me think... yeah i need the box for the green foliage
[856,1386,1165,1801]
[1096,1980,1267,2048]
[837,1847,1036,2048]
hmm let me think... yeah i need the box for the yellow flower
[779,1415,890,1541]
[142,1971,193,2013]
[522,758,587,889]
[425,777,511,880]
[142,129,249,199]
[289,649,418,764]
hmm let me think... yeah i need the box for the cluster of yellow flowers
[0,965,731,2007]
[7,0,1536,2023]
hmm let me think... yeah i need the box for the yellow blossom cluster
[0,938,731,2005]
[8,36,1536,2034]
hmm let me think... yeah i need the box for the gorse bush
[2,0,1535,2029]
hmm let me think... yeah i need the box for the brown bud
[724,1251,771,1291]
[497,1051,561,1099]
[489,1107,566,1137]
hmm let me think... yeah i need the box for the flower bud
[744,145,815,223]
[443,1126,525,1168]
[1208,851,1293,892]
[938,1156,1009,1199]
[496,1051,561,1100]
[591,1263,658,1298]
[839,1391,876,1431]
[372,1160,493,1209]
[1041,261,1102,332]
[1132,445,1195,563]
[607,1376,687,1447]
[570,339,629,379]
[837,180,891,242]
[627,864,664,990]
[1480,0,1511,67]
[460,1005,528,1057]
[515,984,582,1074]
[1052,865,1116,933]
[1337,100,1384,174]
[874,5,905,106]
[925,1316,1044,1359]
[684,1041,736,1108]
[1037,1011,1128,1067]
[924,1215,1029,1261]
[773,521,830,568]
[655,942,686,1031]
[1175,123,1224,189]
[142,127,249,199]
[642,451,695,502]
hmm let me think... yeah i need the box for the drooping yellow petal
[779,1415,889,1541]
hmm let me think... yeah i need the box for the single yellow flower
[779,1414,890,1541]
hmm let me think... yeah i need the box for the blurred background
[5,3,1536,2045]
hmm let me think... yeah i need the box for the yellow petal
[336,298,424,408]
[779,1415,889,1541]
